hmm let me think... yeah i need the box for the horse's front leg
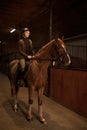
[27,85,34,121]
[38,87,47,124]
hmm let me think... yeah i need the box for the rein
[30,58,58,61]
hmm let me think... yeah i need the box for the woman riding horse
[8,32,71,124]
[17,27,34,87]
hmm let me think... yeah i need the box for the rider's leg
[19,58,25,73]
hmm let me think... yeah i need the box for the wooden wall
[50,68,87,117]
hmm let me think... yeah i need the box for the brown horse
[8,39,71,124]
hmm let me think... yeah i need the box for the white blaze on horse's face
[66,53,71,65]
[61,43,71,65]
[61,44,65,50]
[62,45,71,65]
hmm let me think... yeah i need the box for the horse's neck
[35,57,51,69]
[37,45,53,65]
[34,40,55,70]
[36,40,54,59]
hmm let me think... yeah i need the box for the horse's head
[35,39,71,67]
[51,39,71,67]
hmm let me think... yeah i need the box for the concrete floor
[0,72,87,130]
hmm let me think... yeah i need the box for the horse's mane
[35,39,55,58]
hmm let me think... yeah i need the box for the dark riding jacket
[18,38,34,59]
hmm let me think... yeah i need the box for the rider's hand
[27,55,35,59]
[27,55,32,59]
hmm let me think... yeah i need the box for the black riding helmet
[22,27,30,34]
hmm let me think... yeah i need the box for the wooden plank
[50,68,87,117]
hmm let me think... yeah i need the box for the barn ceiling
[0,0,87,41]
[0,0,49,40]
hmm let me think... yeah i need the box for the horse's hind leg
[37,87,47,124]
[10,80,19,112]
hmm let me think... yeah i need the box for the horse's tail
[8,60,19,97]
[7,70,13,97]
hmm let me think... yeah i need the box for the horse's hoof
[14,109,18,112]
[40,118,47,124]
[26,115,33,121]
[13,107,18,112]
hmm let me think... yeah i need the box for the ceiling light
[10,28,16,33]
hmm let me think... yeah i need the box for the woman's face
[23,30,30,38]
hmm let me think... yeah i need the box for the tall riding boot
[16,70,24,87]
